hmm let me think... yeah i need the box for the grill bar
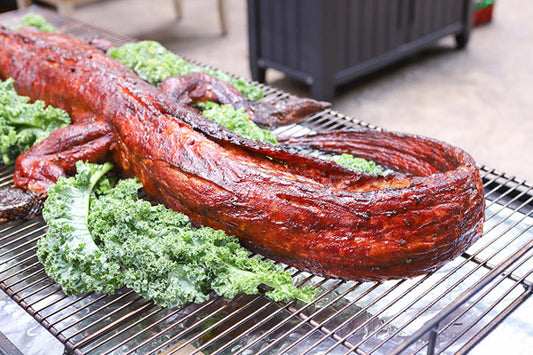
[40,293,104,323]
[193,278,344,355]
[0,245,38,268]
[15,279,55,299]
[117,260,300,355]
[0,259,39,282]
[82,304,162,354]
[70,299,153,350]
[406,259,533,355]
[245,280,408,355]
[120,297,222,355]
[51,290,137,331]
[27,288,65,311]
[456,287,531,354]
[189,289,326,354]
[483,176,527,205]
[0,7,532,355]
[435,263,533,354]
[212,282,363,355]
[151,273,320,355]
[0,234,42,259]
[282,281,406,355]
[5,269,47,290]
[0,223,46,244]
[391,239,533,354]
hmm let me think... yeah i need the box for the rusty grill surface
[1,7,532,355]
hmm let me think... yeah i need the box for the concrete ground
[67,0,533,183]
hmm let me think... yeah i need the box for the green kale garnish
[39,162,315,307]
[329,153,383,175]
[16,14,56,32]
[107,41,194,87]
[38,162,122,294]
[0,78,71,164]
[195,101,278,145]
[107,41,263,101]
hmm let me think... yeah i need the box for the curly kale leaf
[39,162,122,295]
[195,101,278,145]
[40,162,315,307]
[15,14,56,32]
[107,41,194,86]
[329,153,384,175]
[0,78,71,164]
[107,41,263,100]
[89,177,315,306]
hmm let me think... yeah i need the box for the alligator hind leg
[14,120,115,198]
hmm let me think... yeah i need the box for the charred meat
[0,187,42,223]
[0,27,484,281]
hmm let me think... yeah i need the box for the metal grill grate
[1,7,532,355]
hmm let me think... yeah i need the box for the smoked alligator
[0,27,485,281]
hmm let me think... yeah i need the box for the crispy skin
[0,27,485,281]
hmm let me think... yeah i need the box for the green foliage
[107,41,263,100]
[107,41,194,87]
[16,14,56,32]
[39,162,315,307]
[195,101,278,145]
[329,153,383,175]
[38,162,121,295]
[0,78,71,164]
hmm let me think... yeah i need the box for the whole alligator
[0,27,485,281]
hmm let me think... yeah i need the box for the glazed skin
[0,27,485,281]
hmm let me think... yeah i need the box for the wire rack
[1,7,532,355]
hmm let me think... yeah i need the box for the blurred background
[3,0,532,184]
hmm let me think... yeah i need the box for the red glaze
[0,27,485,281]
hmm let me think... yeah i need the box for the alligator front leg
[159,72,331,127]
[159,72,251,111]
[14,120,115,198]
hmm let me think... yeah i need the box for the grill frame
[1,7,532,355]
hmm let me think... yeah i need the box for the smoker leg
[16,0,30,9]
[251,66,266,83]
[311,81,335,103]
[57,1,74,16]
[218,0,228,35]
[173,0,183,20]
[455,32,470,49]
